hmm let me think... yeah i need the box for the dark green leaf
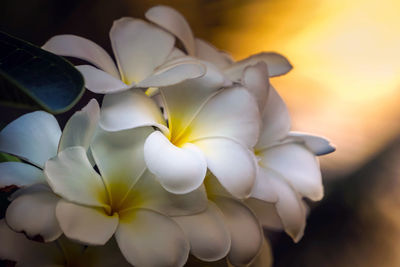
[0,31,84,114]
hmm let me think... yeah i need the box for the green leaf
[0,152,20,163]
[0,31,84,114]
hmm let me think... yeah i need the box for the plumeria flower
[0,219,131,267]
[42,17,207,94]
[0,99,100,242]
[240,62,335,242]
[144,5,293,81]
[99,61,261,198]
[44,124,208,267]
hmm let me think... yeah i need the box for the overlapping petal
[250,167,278,203]
[242,62,270,112]
[0,162,44,188]
[195,38,234,69]
[286,132,336,156]
[245,198,283,230]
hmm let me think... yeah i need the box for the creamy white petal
[122,170,208,216]
[167,48,186,60]
[256,86,290,150]
[145,5,195,55]
[110,18,174,84]
[243,62,270,112]
[100,90,168,134]
[59,99,100,152]
[194,38,234,69]
[228,238,273,267]
[224,52,292,80]
[56,200,118,245]
[184,87,260,148]
[245,198,283,230]
[194,138,257,199]
[0,111,61,168]
[42,34,119,78]
[0,220,63,265]
[269,175,306,242]
[213,196,263,266]
[45,146,108,208]
[250,167,278,203]
[173,201,231,262]
[6,189,62,242]
[91,127,152,208]
[116,209,189,267]
[0,162,44,188]
[258,143,323,201]
[286,131,336,156]
[75,65,128,94]
[144,131,207,194]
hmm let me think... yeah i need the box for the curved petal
[136,58,205,88]
[256,86,291,150]
[100,90,168,134]
[75,65,128,94]
[110,18,174,84]
[213,196,263,266]
[286,132,336,156]
[144,131,207,194]
[82,238,131,267]
[195,38,234,69]
[193,138,257,199]
[258,143,323,201]
[0,162,44,188]
[245,198,283,230]
[42,34,119,78]
[6,189,62,242]
[116,209,189,267]
[242,62,270,112]
[91,127,152,209]
[0,111,61,168]
[228,238,273,267]
[59,99,100,152]
[0,220,63,265]
[250,167,278,203]
[167,48,186,60]
[45,146,108,208]
[183,87,260,148]
[56,200,118,245]
[121,170,208,216]
[173,201,231,262]
[224,52,292,80]
[145,5,195,55]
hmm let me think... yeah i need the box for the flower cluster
[0,5,334,267]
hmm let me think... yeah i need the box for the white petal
[286,131,336,156]
[194,138,257,199]
[256,86,291,150]
[45,146,108,208]
[184,87,260,148]
[110,18,174,84]
[224,52,292,80]
[173,201,231,262]
[258,143,323,201]
[82,238,131,267]
[59,99,100,152]
[122,170,208,216]
[144,131,207,194]
[166,48,186,60]
[136,58,205,88]
[56,200,118,245]
[6,189,62,242]
[145,5,195,55]
[100,90,168,134]
[0,162,44,188]
[213,196,263,266]
[0,111,60,168]
[230,238,272,267]
[269,176,306,242]
[245,198,283,230]
[116,209,189,267]
[195,38,233,69]
[42,34,119,78]
[91,127,152,209]
[0,220,63,265]
[76,65,128,94]
[250,167,278,203]
[242,62,270,112]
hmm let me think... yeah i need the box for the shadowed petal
[0,162,44,188]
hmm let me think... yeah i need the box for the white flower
[0,219,131,267]
[0,99,100,242]
[42,18,206,94]
[44,124,208,267]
